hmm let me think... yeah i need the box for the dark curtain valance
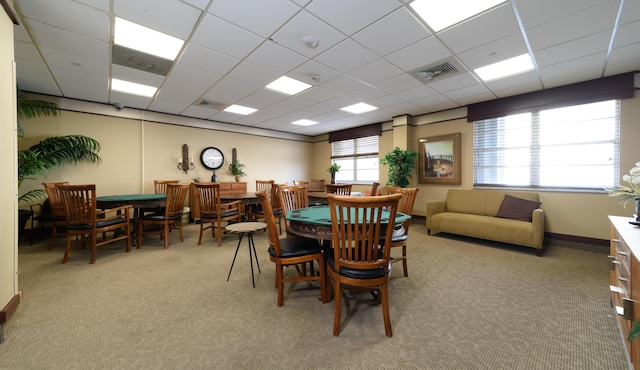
[467,71,637,122]
[328,123,381,143]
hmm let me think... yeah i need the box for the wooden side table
[225,222,266,287]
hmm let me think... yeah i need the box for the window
[473,100,620,190]
[331,135,379,183]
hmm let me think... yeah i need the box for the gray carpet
[0,222,630,369]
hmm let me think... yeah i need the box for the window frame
[330,135,380,184]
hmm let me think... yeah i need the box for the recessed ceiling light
[340,102,377,114]
[111,78,157,97]
[474,54,534,82]
[410,0,506,32]
[292,119,318,126]
[265,76,312,95]
[114,17,184,60]
[224,104,257,115]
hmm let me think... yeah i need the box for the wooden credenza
[609,215,640,368]
[189,182,247,222]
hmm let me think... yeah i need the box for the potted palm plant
[17,87,101,237]
[327,163,341,184]
[228,160,246,182]
[381,147,418,188]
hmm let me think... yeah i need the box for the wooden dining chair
[292,180,309,190]
[366,182,380,196]
[36,182,68,249]
[154,180,180,194]
[256,190,326,307]
[383,186,419,277]
[326,193,402,337]
[326,183,352,195]
[194,182,242,247]
[250,180,283,234]
[57,184,132,264]
[137,183,189,249]
[309,179,326,192]
[278,185,309,236]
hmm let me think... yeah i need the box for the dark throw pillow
[496,194,541,222]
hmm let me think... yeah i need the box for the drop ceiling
[12,0,640,137]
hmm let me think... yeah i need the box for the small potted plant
[327,163,341,184]
[229,160,246,182]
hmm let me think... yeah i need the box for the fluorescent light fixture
[265,76,312,95]
[340,102,377,114]
[114,17,184,60]
[292,119,318,126]
[224,104,257,115]
[111,78,157,97]
[410,0,506,32]
[474,54,534,82]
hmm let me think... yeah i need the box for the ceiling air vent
[193,98,227,110]
[414,60,461,83]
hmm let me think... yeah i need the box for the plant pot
[235,176,241,182]
[635,199,640,222]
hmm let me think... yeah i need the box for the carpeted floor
[0,222,631,369]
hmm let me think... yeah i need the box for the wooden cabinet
[609,215,640,369]
[189,182,247,222]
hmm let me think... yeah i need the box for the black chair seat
[268,236,322,258]
[67,218,127,230]
[252,208,282,216]
[201,210,240,219]
[326,249,391,280]
[391,234,408,243]
[140,213,182,221]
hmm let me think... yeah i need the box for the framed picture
[418,133,461,185]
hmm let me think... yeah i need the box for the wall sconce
[177,144,195,173]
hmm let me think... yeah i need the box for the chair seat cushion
[140,213,182,221]
[326,249,391,279]
[391,234,408,243]
[268,236,322,258]
[252,208,281,216]
[68,218,127,230]
[201,210,240,219]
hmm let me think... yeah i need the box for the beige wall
[1,0,18,320]
[15,81,640,243]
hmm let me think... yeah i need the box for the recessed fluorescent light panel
[340,102,377,114]
[224,104,257,115]
[410,0,506,32]
[111,78,157,97]
[265,76,312,95]
[114,17,184,60]
[292,119,318,126]
[474,54,534,82]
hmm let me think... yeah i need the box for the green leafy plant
[228,160,246,177]
[327,163,341,175]
[381,147,418,188]
[629,320,640,342]
[17,87,101,203]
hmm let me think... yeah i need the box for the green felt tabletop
[96,194,166,202]
[285,205,409,226]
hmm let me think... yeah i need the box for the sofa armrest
[426,200,446,231]
[532,208,545,249]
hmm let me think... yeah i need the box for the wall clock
[200,147,224,182]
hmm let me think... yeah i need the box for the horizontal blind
[474,100,619,190]
[331,135,379,158]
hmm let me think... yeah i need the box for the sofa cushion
[496,194,541,222]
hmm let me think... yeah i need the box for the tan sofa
[426,189,545,255]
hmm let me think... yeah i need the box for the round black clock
[200,147,224,170]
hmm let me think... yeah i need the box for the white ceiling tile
[319,75,368,95]
[181,0,211,11]
[40,47,108,76]
[57,81,109,102]
[178,44,240,75]
[111,64,165,87]
[191,14,265,59]
[426,72,480,93]
[168,63,222,88]
[271,11,346,58]
[348,59,403,85]
[620,0,640,24]
[456,33,528,70]
[288,60,340,87]
[148,98,191,115]
[75,0,110,13]
[314,39,378,73]
[245,42,307,75]
[27,20,109,60]
[109,91,152,109]
[236,89,288,110]
[209,0,299,37]
[374,74,423,94]
[527,1,620,51]
[352,8,431,57]
[14,40,41,62]
[535,31,611,68]
[437,3,520,54]
[114,0,201,40]
[385,36,452,72]
[226,62,281,87]
[15,58,52,78]
[443,84,494,106]
[491,81,544,98]
[307,0,400,36]
[182,105,219,119]
[513,0,608,28]
[393,84,438,101]
[484,70,540,92]
[156,79,208,103]
[50,66,106,87]
[209,77,261,99]
[613,20,640,48]
[19,0,108,41]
